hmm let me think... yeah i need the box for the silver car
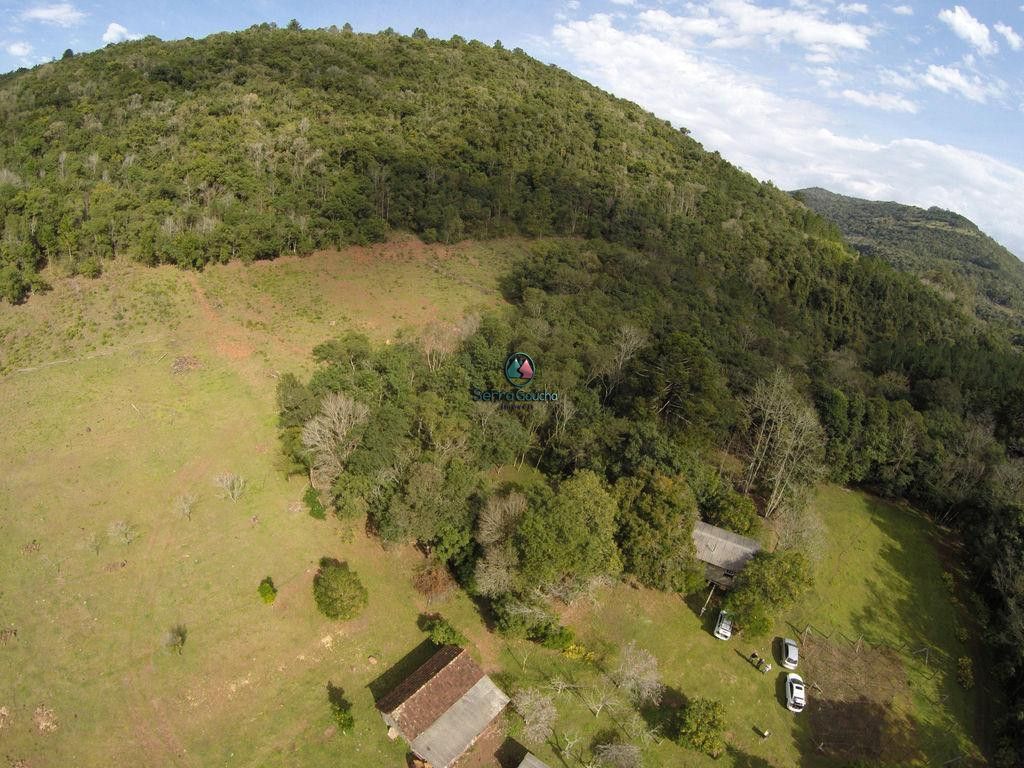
[713,610,733,640]
[781,638,799,669]
[786,673,806,712]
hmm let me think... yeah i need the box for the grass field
[0,239,985,767]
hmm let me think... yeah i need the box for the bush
[313,558,368,620]
[538,624,576,651]
[418,613,468,646]
[327,682,354,733]
[957,656,975,689]
[258,576,278,604]
[676,697,726,757]
[304,485,327,520]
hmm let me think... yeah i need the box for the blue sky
[2,1,1023,256]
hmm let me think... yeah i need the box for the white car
[786,673,806,712]
[713,610,733,640]
[781,638,799,670]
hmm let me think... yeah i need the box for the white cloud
[841,88,919,112]
[551,13,1024,258]
[20,3,85,27]
[101,22,143,44]
[838,3,869,14]
[609,0,637,5]
[938,5,998,55]
[878,67,919,90]
[891,4,913,14]
[921,63,1004,102]
[5,41,33,57]
[636,2,874,54]
[566,0,580,9]
[994,22,1022,51]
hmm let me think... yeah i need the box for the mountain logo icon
[504,352,535,388]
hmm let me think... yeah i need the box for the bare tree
[476,492,527,546]
[214,473,247,502]
[582,681,620,717]
[473,492,526,597]
[512,688,557,744]
[590,324,647,399]
[473,547,518,598]
[743,369,825,518]
[173,492,199,521]
[613,641,664,706]
[301,392,370,491]
[421,314,480,375]
[624,712,662,746]
[88,530,106,555]
[595,742,642,768]
[108,520,139,546]
[547,676,577,697]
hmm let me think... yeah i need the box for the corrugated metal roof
[517,753,552,768]
[376,645,484,741]
[409,676,510,768]
[692,520,761,572]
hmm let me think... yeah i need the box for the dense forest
[2,24,1023,764]
[794,187,1024,344]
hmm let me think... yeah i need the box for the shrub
[327,682,354,733]
[313,558,368,620]
[676,697,726,757]
[539,624,575,651]
[258,576,278,604]
[412,562,456,601]
[954,623,969,643]
[304,485,327,520]
[418,614,468,646]
[941,571,955,593]
[163,624,188,654]
[957,656,975,690]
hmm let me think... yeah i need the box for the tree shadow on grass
[726,744,775,768]
[639,684,686,741]
[367,638,438,703]
[793,695,923,766]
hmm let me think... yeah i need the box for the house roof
[377,645,484,741]
[693,521,761,572]
[409,675,510,768]
[517,754,552,768]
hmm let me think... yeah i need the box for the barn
[377,644,509,768]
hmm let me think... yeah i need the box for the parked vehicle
[781,638,799,669]
[786,673,806,712]
[713,610,733,640]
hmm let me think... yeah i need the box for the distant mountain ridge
[792,187,1024,343]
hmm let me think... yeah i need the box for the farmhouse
[376,644,509,768]
[692,520,761,588]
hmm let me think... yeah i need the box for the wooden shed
[692,520,761,588]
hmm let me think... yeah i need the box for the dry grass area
[801,633,923,764]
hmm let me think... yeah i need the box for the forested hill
[793,187,1024,342]
[0,23,838,302]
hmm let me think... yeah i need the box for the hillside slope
[793,187,1024,341]
[0,24,836,301]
